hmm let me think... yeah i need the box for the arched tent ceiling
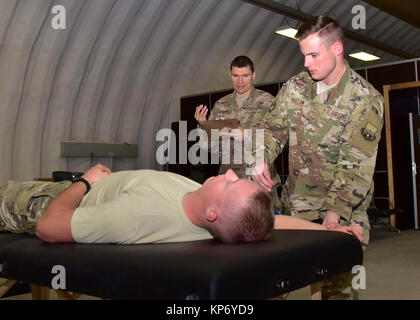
[0,0,419,183]
[362,0,420,28]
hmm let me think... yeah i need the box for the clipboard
[200,119,239,140]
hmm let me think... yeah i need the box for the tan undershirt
[235,91,251,108]
[317,81,338,95]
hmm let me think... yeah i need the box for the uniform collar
[230,86,256,108]
[303,60,350,102]
[324,60,351,104]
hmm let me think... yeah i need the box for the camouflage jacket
[259,61,384,224]
[209,87,275,128]
[208,87,276,180]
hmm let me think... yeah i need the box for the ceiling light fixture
[349,51,380,62]
[275,27,298,40]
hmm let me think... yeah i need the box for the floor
[288,227,420,300]
[1,225,419,300]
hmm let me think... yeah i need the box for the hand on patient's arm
[335,224,364,243]
[321,211,364,241]
[36,164,111,243]
[323,210,341,229]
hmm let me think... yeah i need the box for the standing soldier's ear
[333,42,344,56]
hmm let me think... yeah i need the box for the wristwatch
[72,178,91,195]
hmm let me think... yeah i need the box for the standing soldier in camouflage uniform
[194,56,281,208]
[251,16,383,299]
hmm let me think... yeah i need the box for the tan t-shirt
[316,81,338,95]
[71,170,213,244]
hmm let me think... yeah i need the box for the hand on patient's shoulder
[82,164,112,185]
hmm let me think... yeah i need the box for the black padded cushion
[0,230,362,299]
[0,233,32,247]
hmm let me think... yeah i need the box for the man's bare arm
[274,215,364,243]
[36,164,111,243]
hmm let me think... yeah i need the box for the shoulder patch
[361,122,378,141]
[349,110,382,157]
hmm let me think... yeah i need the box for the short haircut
[216,191,274,243]
[296,16,344,47]
[230,56,255,73]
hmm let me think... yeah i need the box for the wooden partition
[357,58,419,229]
[383,81,420,229]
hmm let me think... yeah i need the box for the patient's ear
[205,208,219,222]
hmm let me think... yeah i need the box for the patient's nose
[224,169,239,181]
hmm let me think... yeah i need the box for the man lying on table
[0,164,363,244]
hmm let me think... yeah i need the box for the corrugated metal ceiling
[0,0,418,182]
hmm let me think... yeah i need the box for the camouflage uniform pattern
[0,180,71,234]
[209,87,276,177]
[258,60,384,244]
[208,87,282,207]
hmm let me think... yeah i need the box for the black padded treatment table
[0,230,362,300]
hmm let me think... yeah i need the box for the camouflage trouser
[0,180,71,235]
[318,212,369,300]
[320,220,369,300]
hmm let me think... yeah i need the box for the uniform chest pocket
[300,103,347,151]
